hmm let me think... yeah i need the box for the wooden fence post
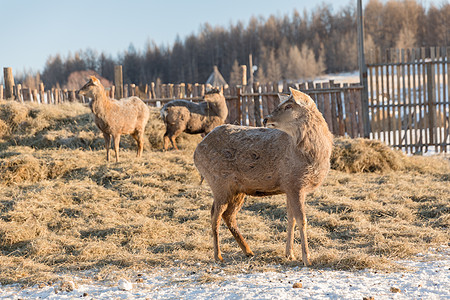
[3,67,15,100]
[0,84,3,100]
[168,83,174,98]
[426,51,436,146]
[54,88,60,104]
[39,83,45,103]
[32,89,39,103]
[239,65,247,87]
[237,87,242,125]
[150,82,156,99]
[179,83,186,98]
[114,65,123,99]
[22,88,31,101]
[253,82,262,126]
[16,84,22,102]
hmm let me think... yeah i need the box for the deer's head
[263,87,316,137]
[77,76,104,98]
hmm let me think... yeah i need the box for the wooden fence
[140,80,364,138]
[366,46,450,153]
[0,70,365,139]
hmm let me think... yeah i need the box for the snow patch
[0,246,448,299]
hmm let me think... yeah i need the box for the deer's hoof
[286,254,296,261]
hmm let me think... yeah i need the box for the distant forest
[19,0,450,89]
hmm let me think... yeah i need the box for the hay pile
[331,137,449,176]
[0,100,201,152]
[0,100,100,150]
[331,137,406,173]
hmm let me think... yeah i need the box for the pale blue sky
[0,0,444,81]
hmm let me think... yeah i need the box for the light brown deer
[78,76,150,162]
[160,89,228,150]
[194,88,333,266]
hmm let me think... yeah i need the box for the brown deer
[194,88,333,266]
[160,89,228,150]
[78,76,150,162]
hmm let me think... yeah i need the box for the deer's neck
[91,89,113,117]
[294,118,333,169]
[207,101,228,121]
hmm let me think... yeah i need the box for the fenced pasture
[3,46,449,154]
[0,100,449,286]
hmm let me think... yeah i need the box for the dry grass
[0,100,449,286]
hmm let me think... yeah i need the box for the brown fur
[160,89,228,150]
[77,76,150,162]
[194,88,333,266]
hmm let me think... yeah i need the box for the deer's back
[95,97,149,134]
[194,124,302,195]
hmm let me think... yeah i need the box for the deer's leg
[138,132,145,157]
[102,132,111,162]
[112,134,121,162]
[211,197,228,262]
[169,129,183,151]
[163,135,169,151]
[287,189,310,266]
[222,193,254,257]
[132,131,144,157]
[285,199,296,260]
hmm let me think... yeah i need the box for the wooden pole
[114,65,123,99]
[357,0,370,138]
[0,84,3,100]
[47,90,52,104]
[179,83,186,98]
[253,82,262,127]
[32,89,39,103]
[16,84,22,102]
[427,50,436,146]
[249,54,254,86]
[239,65,247,87]
[150,82,156,99]
[68,90,76,102]
[39,83,45,103]
[3,67,15,100]
[237,87,242,125]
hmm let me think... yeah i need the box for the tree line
[17,0,450,89]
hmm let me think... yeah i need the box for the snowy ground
[1,246,448,299]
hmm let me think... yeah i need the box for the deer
[160,88,228,150]
[193,88,333,266]
[77,76,150,162]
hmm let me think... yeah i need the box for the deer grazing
[160,88,228,150]
[78,76,150,162]
[194,88,333,266]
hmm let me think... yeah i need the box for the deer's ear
[278,93,290,102]
[289,87,314,106]
[90,76,100,85]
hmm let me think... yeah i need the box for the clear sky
[0,0,444,81]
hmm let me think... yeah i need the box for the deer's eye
[284,104,293,110]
